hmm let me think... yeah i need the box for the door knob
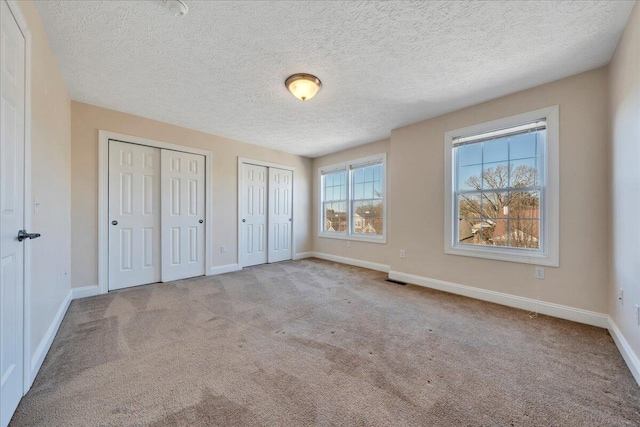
[17,230,41,242]
[111,220,118,226]
[289,218,292,221]
[242,219,246,222]
[199,219,204,224]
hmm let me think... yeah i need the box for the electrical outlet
[635,305,640,326]
[220,245,226,253]
[534,267,545,280]
[399,250,406,259]
[346,240,350,248]
[618,289,624,304]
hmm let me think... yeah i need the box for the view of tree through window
[455,127,544,249]
[351,164,383,235]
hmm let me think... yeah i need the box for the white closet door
[1,2,26,425]
[161,150,205,281]
[240,163,267,267]
[108,141,161,290]
[268,168,293,263]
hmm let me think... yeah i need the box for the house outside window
[444,106,559,266]
[319,153,386,243]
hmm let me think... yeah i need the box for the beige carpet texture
[10,259,640,426]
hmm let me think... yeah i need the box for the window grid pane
[455,128,543,250]
[351,163,383,236]
[320,158,385,239]
[322,171,347,233]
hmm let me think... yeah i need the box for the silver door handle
[17,230,41,242]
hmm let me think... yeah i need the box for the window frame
[444,106,559,266]
[318,153,387,244]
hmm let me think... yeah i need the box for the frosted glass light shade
[285,74,322,101]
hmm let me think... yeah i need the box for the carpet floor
[10,259,640,426]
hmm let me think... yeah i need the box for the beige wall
[17,1,72,358]
[312,139,390,266]
[389,68,610,313]
[314,68,610,313]
[70,102,312,289]
[609,4,640,361]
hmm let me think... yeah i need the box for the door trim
[98,130,213,295]
[237,157,295,268]
[3,0,33,396]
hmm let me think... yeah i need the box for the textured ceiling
[36,1,634,158]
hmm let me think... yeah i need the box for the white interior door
[161,150,205,282]
[268,168,292,263]
[240,163,267,267]
[108,141,161,290]
[0,2,25,425]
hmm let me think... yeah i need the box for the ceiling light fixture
[285,73,322,101]
[165,0,189,17]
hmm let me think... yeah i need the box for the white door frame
[2,0,33,397]
[237,157,295,268]
[98,131,213,294]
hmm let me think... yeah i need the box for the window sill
[319,233,387,245]
[445,245,558,267]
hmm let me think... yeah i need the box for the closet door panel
[240,163,268,267]
[161,150,205,281]
[109,141,161,290]
[268,168,293,263]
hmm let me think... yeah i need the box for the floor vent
[386,279,407,286]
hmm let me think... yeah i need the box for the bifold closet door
[240,163,268,267]
[268,168,293,263]
[108,141,161,290]
[161,150,205,282]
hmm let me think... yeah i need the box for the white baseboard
[389,270,609,329]
[28,290,72,388]
[608,317,640,387]
[71,285,99,300]
[310,252,390,273]
[293,252,313,260]
[210,263,241,275]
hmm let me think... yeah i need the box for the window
[320,154,386,243]
[444,106,559,266]
[322,170,347,233]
